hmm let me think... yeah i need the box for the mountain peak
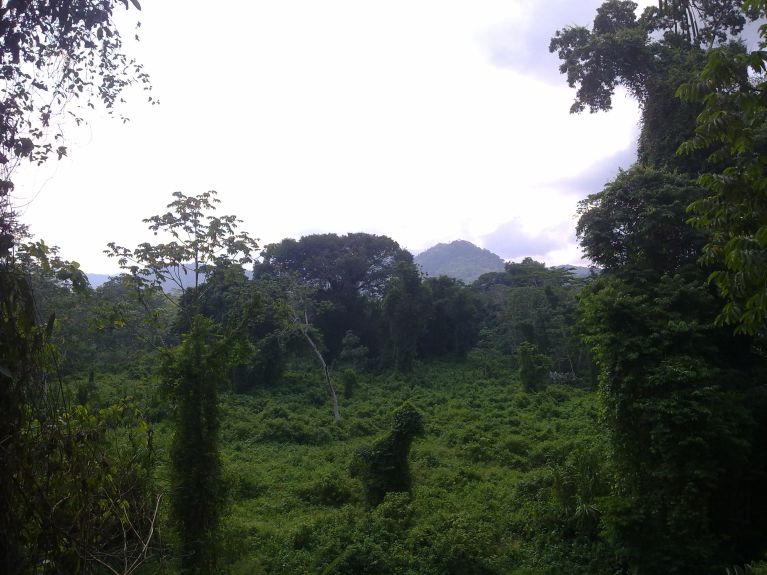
[414,240,505,283]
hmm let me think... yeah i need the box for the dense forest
[3,1,767,574]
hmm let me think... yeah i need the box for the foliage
[577,170,767,572]
[549,0,755,173]
[181,358,607,574]
[549,0,750,113]
[382,262,429,372]
[0,0,153,248]
[87,274,173,372]
[337,330,369,372]
[473,259,587,378]
[517,341,550,392]
[260,271,344,423]
[549,0,653,114]
[580,273,767,572]
[677,0,767,334]
[162,316,231,574]
[341,368,358,399]
[107,190,258,302]
[1,247,161,574]
[0,4,158,570]
[420,275,481,360]
[351,402,425,507]
[256,233,412,359]
[15,401,159,575]
[576,166,708,275]
[109,191,259,573]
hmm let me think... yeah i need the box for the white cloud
[16,0,643,272]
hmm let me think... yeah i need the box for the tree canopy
[677,0,767,335]
[1,0,152,252]
[549,0,756,173]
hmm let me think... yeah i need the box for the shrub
[350,403,425,506]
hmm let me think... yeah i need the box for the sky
[15,0,655,273]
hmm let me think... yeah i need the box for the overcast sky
[15,0,654,273]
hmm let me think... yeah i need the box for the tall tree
[108,190,258,574]
[382,261,429,372]
[549,0,754,173]
[0,3,155,572]
[677,0,767,335]
[419,276,480,360]
[577,166,767,573]
[255,233,412,359]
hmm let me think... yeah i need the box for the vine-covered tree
[556,4,767,570]
[350,402,425,507]
[549,0,755,173]
[577,166,767,573]
[108,190,258,573]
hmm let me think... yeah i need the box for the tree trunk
[296,312,341,424]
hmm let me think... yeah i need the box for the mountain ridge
[414,239,505,283]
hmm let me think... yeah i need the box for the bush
[297,474,354,507]
[350,403,425,506]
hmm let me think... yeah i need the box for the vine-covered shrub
[517,341,550,391]
[351,402,425,506]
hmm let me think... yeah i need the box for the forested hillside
[3,1,767,574]
[414,240,505,283]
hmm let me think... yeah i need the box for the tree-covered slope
[415,240,505,283]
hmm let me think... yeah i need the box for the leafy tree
[420,276,480,360]
[382,261,429,372]
[256,233,412,359]
[577,165,767,572]
[549,0,755,173]
[0,2,156,572]
[677,0,767,335]
[279,273,343,423]
[337,330,369,371]
[1,0,152,248]
[473,259,587,377]
[88,274,173,374]
[576,166,708,275]
[1,243,161,574]
[108,190,258,574]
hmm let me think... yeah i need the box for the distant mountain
[86,273,113,288]
[86,271,214,291]
[552,265,596,279]
[415,240,505,283]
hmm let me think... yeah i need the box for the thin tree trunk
[296,310,341,424]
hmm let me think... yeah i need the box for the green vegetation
[77,358,608,574]
[414,240,505,283]
[4,1,767,574]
